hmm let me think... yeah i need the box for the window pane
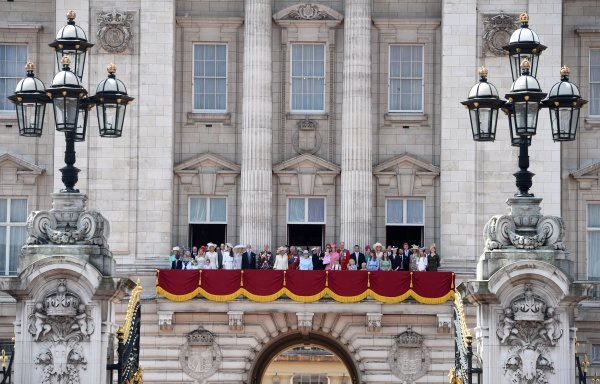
[387,200,403,224]
[407,200,424,224]
[0,199,6,222]
[9,226,26,275]
[589,231,600,279]
[10,199,27,222]
[189,198,207,222]
[307,198,325,223]
[209,198,226,222]
[288,198,305,222]
[1,45,27,111]
[589,204,600,227]
[193,44,227,111]
[291,44,325,111]
[388,45,423,112]
[0,227,5,274]
[591,49,600,115]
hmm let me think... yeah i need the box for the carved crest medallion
[97,9,134,53]
[292,118,321,155]
[388,328,431,383]
[179,328,222,381]
[285,4,333,20]
[482,12,519,56]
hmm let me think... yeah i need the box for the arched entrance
[249,331,361,384]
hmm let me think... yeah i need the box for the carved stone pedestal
[0,193,133,384]
[462,197,591,384]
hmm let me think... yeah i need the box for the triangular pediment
[571,161,600,178]
[373,153,440,175]
[273,154,340,174]
[174,153,240,174]
[571,161,600,189]
[0,153,45,185]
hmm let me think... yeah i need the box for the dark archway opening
[249,331,361,384]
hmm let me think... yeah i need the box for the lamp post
[7,11,134,193]
[462,13,587,197]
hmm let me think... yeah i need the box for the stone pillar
[340,0,372,247]
[239,0,273,247]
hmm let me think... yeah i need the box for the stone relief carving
[227,311,244,331]
[496,284,563,384]
[388,328,431,384]
[96,9,134,53]
[179,327,222,382]
[366,313,382,332]
[28,280,93,384]
[483,198,565,251]
[292,118,322,155]
[283,4,334,20]
[482,12,519,56]
[26,194,110,247]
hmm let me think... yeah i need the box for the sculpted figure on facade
[496,285,563,383]
[27,280,94,384]
[388,328,431,384]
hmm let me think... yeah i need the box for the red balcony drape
[156,269,454,304]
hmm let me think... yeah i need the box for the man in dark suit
[312,246,325,270]
[400,243,411,271]
[242,244,257,269]
[350,244,365,268]
[171,253,183,269]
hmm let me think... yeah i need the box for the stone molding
[158,310,174,331]
[373,153,440,196]
[296,312,314,335]
[273,3,343,27]
[571,161,600,189]
[274,153,340,195]
[366,313,382,332]
[228,310,244,331]
[174,153,241,192]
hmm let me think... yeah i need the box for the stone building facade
[1,0,600,383]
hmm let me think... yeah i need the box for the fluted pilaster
[340,0,372,247]
[240,0,273,247]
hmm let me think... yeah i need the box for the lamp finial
[25,60,35,73]
[519,12,529,24]
[106,63,117,74]
[66,10,76,20]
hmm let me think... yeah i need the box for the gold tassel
[410,272,413,288]
[155,269,159,286]
[451,272,455,289]
[240,270,244,287]
[325,271,329,287]
[283,270,287,286]
[198,270,202,286]
[368,271,370,288]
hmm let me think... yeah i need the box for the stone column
[340,0,372,247]
[240,0,273,247]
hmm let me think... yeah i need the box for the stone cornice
[175,16,244,28]
[373,18,441,30]
[0,22,43,32]
[273,153,340,174]
[570,161,600,189]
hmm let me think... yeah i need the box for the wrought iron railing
[107,281,143,384]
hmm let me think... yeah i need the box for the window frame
[0,44,28,112]
[290,43,327,113]
[385,198,425,226]
[192,43,228,113]
[587,203,600,280]
[287,197,326,224]
[388,44,425,113]
[590,48,600,117]
[188,197,228,224]
[0,197,28,275]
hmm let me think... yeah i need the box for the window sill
[383,113,429,127]
[186,112,231,126]
[0,113,17,127]
[286,112,329,120]
[584,117,600,130]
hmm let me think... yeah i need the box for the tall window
[189,197,227,224]
[590,49,600,116]
[193,44,227,112]
[389,45,424,112]
[291,44,325,112]
[288,198,325,224]
[386,198,424,225]
[0,198,27,275]
[0,45,28,111]
[292,374,328,384]
[588,204,600,279]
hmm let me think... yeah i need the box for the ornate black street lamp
[462,13,587,197]
[7,11,134,193]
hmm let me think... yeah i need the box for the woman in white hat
[222,243,234,269]
[273,246,289,270]
[233,245,244,270]
[205,243,219,269]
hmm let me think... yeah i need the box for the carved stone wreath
[285,4,333,20]
[97,9,134,53]
[388,328,431,384]
[179,328,222,381]
[482,12,519,57]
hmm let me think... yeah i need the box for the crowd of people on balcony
[169,242,441,272]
